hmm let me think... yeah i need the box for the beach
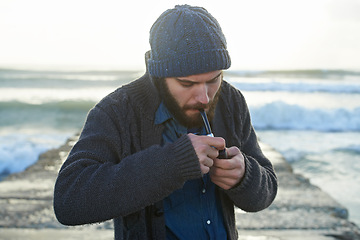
[0,135,359,239]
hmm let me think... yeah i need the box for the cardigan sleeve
[53,93,202,226]
[226,124,278,212]
[220,84,278,212]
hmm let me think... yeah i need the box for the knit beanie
[147,5,231,77]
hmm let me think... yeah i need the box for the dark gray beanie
[147,5,231,77]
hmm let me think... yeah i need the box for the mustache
[183,103,209,110]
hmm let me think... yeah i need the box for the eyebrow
[175,72,222,84]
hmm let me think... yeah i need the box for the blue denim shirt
[155,102,227,240]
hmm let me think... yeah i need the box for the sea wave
[0,100,93,129]
[227,69,360,79]
[1,100,359,132]
[0,100,95,111]
[229,78,360,93]
[250,101,360,132]
[334,145,360,155]
[0,87,113,104]
[0,133,69,178]
[0,68,142,88]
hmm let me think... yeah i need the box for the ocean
[0,68,359,226]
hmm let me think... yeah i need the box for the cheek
[208,84,221,99]
[173,89,192,107]
[166,83,190,107]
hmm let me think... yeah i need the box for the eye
[177,80,195,87]
[181,82,194,87]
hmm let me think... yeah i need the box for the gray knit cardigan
[53,72,278,240]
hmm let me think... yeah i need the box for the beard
[156,79,221,128]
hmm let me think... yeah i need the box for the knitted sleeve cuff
[170,134,202,181]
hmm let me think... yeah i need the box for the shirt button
[207,220,211,225]
[154,208,164,217]
[202,189,206,194]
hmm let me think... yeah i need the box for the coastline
[0,135,359,239]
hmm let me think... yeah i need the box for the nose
[194,84,210,104]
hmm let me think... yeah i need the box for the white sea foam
[228,76,360,93]
[0,132,70,177]
[249,101,360,131]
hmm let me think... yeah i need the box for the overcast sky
[1,0,360,70]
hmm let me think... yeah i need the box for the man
[54,5,277,240]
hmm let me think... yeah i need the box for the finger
[209,137,226,151]
[210,175,238,190]
[225,146,241,158]
[199,156,214,175]
[195,142,219,159]
[211,166,241,179]
[208,146,220,159]
[213,158,241,170]
[193,135,225,150]
[200,165,210,175]
[199,156,214,168]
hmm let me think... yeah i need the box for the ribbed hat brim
[148,49,231,77]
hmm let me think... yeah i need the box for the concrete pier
[0,136,359,239]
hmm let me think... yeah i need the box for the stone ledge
[0,137,359,239]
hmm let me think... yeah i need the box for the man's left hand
[210,146,245,190]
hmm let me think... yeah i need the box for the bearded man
[54,5,278,240]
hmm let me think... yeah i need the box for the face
[159,70,222,128]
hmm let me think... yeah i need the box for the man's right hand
[188,133,226,175]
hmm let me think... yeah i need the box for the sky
[1,0,360,71]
